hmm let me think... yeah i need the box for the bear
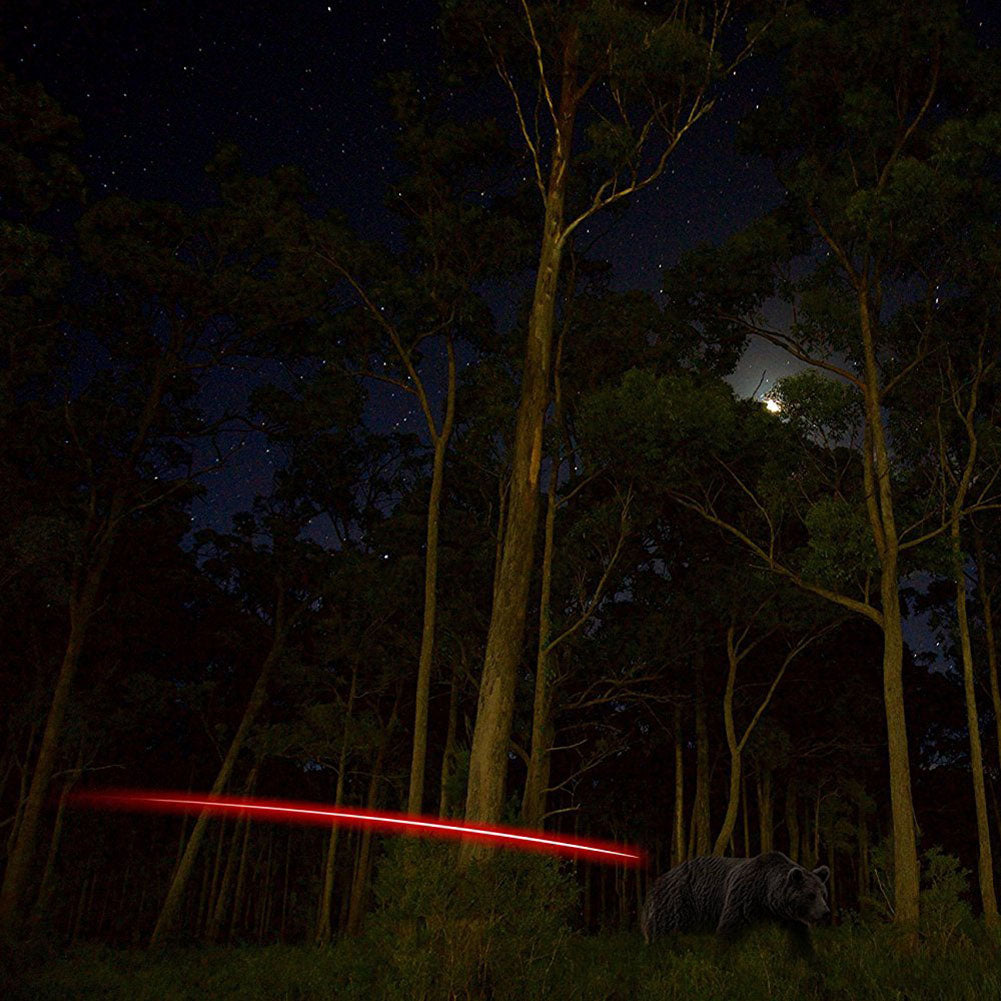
[640,851,830,956]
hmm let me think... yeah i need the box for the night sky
[4,1,999,656]
[1,0,796,399]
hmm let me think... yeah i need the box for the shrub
[364,839,579,1001]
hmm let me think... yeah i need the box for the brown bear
[640,851,830,955]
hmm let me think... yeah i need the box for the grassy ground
[7,925,1000,1001]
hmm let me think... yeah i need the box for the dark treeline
[3,0,1001,957]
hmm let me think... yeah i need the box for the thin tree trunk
[346,787,380,935]
[408,350,456,815]
[280,831,293,942]
[438,653,462,818]
[316,667,356,944]
[0,340,175,941]
[207,815,247,943]
[338,833,355,934]
[714,624,822,856]
[150,590,290,945]
[757,767,773,853]
[952,517,998,925]
[974,527,1001,778]
[522,433,561,828]
[229,819,253,942]
[4,723,36,859]
[347,697,398,934]
[672,702,685,866]
[196,842,213,935]
[0,571,106,940]
[71,872,90,945]
[208,764,258,943]
[786,777,799,863]
[258,826,274,944]
[29,749,81,925]
[205,818,227,936]
[692,653,710,857]
[827,838,837,921]
[858,799,870,900]
[742,775,751,857]
[812,789,821,869]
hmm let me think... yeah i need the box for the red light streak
[70,789,646,866]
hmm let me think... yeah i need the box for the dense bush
[364,839,579,1000]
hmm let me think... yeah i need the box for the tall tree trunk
[4,723,37,859]
[757,767,773,853]
[204,818,227,936]
[715,624,823,857]
[0,340,176,942]
[208,764,258,943]
[741,775,751,857]
[860,292,919,936]
[672,702,685,866]
[827,838,837,922]
[150,591,290,945]
[229,818,253,942]
[691,653,711,857]
[952,518,998,926]
[347,696,398,935]
[438,652,462,818]
[316,667,356,945]
[408,345,456,816]
[207,815,248,943]
[280,831,293,942]
[812,788,821,869]
[786,777,799,863]
[974,527,1001,778]
[522,437,561,828]
[461,36,578,855]
[858,797,870,900]
[0,567,106,941]
[27,757,76,928]
[258,827,274,943]
[346,766,383,935]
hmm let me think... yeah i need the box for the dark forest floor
[6,926,999,1001]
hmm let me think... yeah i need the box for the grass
[7,924,1001,1001]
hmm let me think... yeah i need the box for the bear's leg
[783,920,820,965]
[785,920,812,954]
[715,907,749,948]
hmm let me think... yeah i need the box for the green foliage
[15,926,1001,1001]
[772,371,863,449]
[363,839,578,1001]
[801,497,878,589]
[918,847,975,956]
[578,368,737,483]
[865,843,976,954]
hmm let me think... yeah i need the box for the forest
[4,1,1001,998]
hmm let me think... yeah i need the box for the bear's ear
[813,865,830,884]
[786,867,805,887]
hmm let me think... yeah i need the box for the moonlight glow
[764,398,782,413]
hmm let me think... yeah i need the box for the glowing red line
[70,789,645,866]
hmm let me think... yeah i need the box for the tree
[149,507,327,944]
[308,77,522,816]
[444,0,777,847]
[661,0,1001,936]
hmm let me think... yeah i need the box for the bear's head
[783,865,830,924]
